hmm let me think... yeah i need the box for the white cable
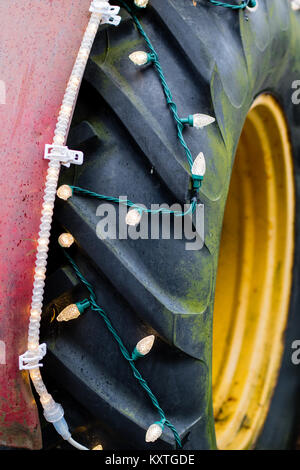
[68,437,89,451]
[19,1,120,450]
[28,7,102,414]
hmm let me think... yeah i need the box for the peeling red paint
[0,0,91,449]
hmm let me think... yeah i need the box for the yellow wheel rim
[212,94,295,450]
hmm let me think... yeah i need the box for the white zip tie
[90,0,121,24]
[101,13,121,26]
[44,144,84,168]
[19,343,47,370]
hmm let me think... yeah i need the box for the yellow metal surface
[212,94,295,450]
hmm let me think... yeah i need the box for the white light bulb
[291,0,300,10]
[30,369,41,380]
[38,238,49,247]
[28,340,39,351]
[30,309,41,319]
[136,335,155,356]
[191,152,206,177]
[57,304,81,322]
[48,168,59,177]
[53,134,64,145]
[134,0,149,7]
[126,208,142,226]
[57,185,73,201]
[60,105,72,117]
[78,48,89,60]
[145,423,163,443]
[192,113,215,129]
[129,51,149,66]
[69,76,80,87]
[42,204,53,215]
[35,268,46,280]
[58,233,75,248]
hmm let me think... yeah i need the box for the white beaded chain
[19,1,121,450]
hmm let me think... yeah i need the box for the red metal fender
[0,0,91,449]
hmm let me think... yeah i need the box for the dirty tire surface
[41,0,300,450]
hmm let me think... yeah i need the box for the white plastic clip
[89,1,121,26]
[100,13,121,26]
[19,343,47,370]
[44,144,84,168]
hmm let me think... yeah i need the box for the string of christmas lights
[58,247,182,448]
[120,0,215,195]
[207,0,257,10]
[134,0,149,7]
[57,0,214,235]
[57,185,197,227]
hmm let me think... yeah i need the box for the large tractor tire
[40,0,300,450]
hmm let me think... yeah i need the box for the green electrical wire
[70,186,197,217]
[207,0,256,8]
[118,0,196,175]
[62,248,182,449]
[118,0,256,184]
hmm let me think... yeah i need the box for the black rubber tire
[41,0,300,450]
